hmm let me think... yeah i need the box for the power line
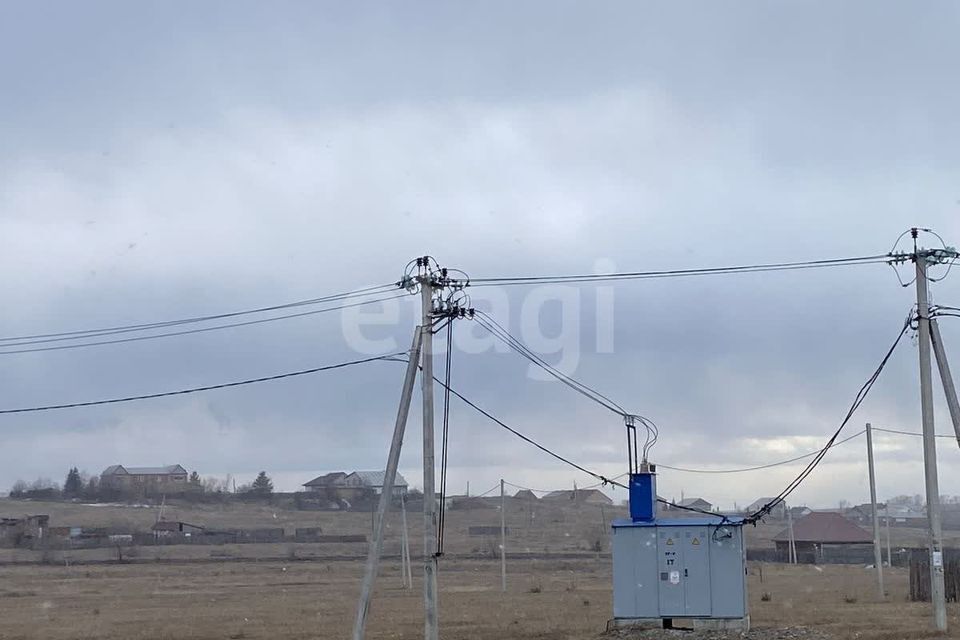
[385,355,630,490]
[474,311,660,458]
[473,312,626,415]
[0,294,408,355]
[469,254,891,287]
[872,427,958,440]
[744,315,912,524]
[657,429,867,474]
[0,283,399,344]
[0,353,404,414]
[474,483,502,498]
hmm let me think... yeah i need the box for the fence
[909,548,960,602]
[32,528,366,550]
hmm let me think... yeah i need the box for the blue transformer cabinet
[611,470,748,630]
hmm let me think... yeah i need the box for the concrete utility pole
[786,506,796,564]
[865,423,884,598]
[500,478,507,592]
[401,493,412,589]
[930,318,960,447]
[915,252,948,632]
[420,276,439,640]
[885,507,892,567]
[353,328,424,640]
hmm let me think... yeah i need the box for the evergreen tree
[63,467,82,497]
[251,471,273,495]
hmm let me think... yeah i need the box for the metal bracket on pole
[352,328,423,640]
[930,318,960,448]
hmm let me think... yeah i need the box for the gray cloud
[1,2,959,509]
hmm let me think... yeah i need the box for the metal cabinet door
[681,527,711,616]
[657,529,684,615]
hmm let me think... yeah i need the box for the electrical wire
[0,283,399,344]
[383,353,628,490]
[440,378,628,490]
[0,294,409,355]
[469,255,890,287]
[474,483,502,498]
[657,430,867,474]
[743,314,912,524]
[436,321,454,556]
[473,312,626,415]
[0,353,405,414]
[474,311,661,458]
[871,427,958,440]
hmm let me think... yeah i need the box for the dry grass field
[1,557,959,639]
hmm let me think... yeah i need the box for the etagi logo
[341,259,616,378]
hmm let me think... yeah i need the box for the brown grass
[0,558,958,639]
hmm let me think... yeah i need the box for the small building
[100,464,189,493]
[773,512,872,563]
[788,505,812,519]
[513,489,538,501]
[670,497,713,512]
[151,521,205,537]
[0,515,48,548]
[542,489,613,505]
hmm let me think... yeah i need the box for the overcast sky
[1,2,959,509]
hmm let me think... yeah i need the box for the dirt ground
[1,558,959,640]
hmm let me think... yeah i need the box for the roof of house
[678,497,712,508]
[542,489,612,504]
[303,472,348,487]
[746,497,780,512]
[348,471,408,488]
[513,489,538,500]
[102,464,186,476]
[773,512,872,544]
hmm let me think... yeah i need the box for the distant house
[302,470,407,498]
[671,497,713,512]
[302,472,348,492]
[745,498,786,519]
[773,512,872,563]
[882,504,927,526]
[542,489,613,505]
[513,489,538,501]
[100,465,188,493]
[789,505,812,519]
[844,503,882,525]
[344,471,408,497]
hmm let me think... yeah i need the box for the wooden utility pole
[914,251,947,631]
[500,479,507,592]
[420,276,439,640]
[865,423,884,598]
[353,328,423,640]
